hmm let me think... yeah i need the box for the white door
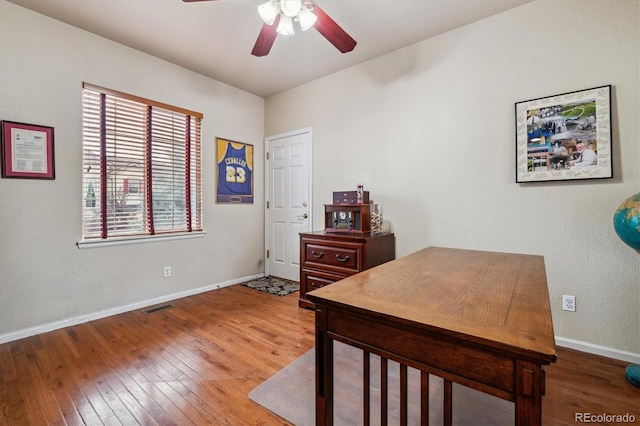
[265,128,312,281]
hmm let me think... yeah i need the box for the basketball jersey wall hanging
[216,138,253,203]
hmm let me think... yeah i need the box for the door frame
[264,127,313,278]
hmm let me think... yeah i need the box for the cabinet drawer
[302,270,342,294]
[303,243,361,273]
[299,232,396,309]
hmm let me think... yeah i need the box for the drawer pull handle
[311,250,324,258]
[335,254,350,262]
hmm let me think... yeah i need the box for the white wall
[0,1,265,339]
[265,0,640,360]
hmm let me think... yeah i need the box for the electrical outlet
[562,295,576,312]
[163,266,172,277]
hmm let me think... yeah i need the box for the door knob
[297,213,308,220]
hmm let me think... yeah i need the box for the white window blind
[81,83,202,241]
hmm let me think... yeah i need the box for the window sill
[77,231,206,249]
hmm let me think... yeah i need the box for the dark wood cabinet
[299,231,396,309]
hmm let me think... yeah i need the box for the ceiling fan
[183,0,357,57]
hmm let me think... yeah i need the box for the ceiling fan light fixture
[280,0,302,18]
[297,7,317,31]
[276,15,295,35]
[258,0,280,26]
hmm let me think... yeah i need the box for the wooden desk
[308,246,557,425]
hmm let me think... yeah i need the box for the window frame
[78,83,205,248]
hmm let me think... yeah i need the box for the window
[81,83,203,243]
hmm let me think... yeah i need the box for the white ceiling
[7,0,533,98]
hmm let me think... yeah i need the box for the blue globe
[612,192,640,389]
[613,192,640,251]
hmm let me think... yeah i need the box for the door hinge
[266,201,269,209]
[266,152,269,160]
[266,250,270,259]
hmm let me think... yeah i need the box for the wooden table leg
[515,359,544,426]
[444,379,452,426]
[315,307,333,425]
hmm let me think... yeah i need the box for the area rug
[241,276,299,296]
[249,341,513,425]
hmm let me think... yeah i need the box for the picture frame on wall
[515,85,612,183]
[1,120,55,179]
[216,137,254,203]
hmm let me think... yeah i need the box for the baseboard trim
[555,336,640,363]
[2,283,639,364]
[0,273,263,345]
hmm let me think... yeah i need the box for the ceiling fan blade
[252,15,280,57]
[312,5,357,54]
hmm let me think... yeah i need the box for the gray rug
[249,341,514,425]
[241,276,299,296]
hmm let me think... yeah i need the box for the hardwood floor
[0,284,638,425]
